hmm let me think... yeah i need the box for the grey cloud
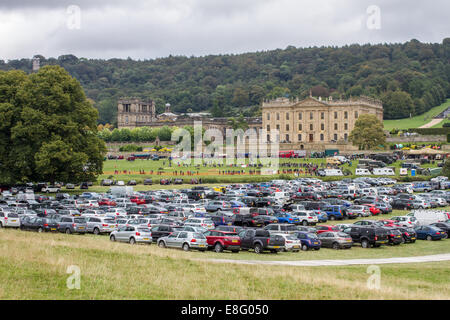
[0,0,449,60]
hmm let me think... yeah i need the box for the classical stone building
[117,98,262,133]
[117,97,157,128]
[262,95,383,151]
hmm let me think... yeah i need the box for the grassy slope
[383,99,450,131]
[0,229,448,299]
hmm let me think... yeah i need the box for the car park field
[0,229,449,300]
[2,154,450,299]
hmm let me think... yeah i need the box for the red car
[378,220,400,227]
[315,225,340,234]
[98,198,117,206]
[364,204,381,215]
[203,230,241,253]
[130,196,146,205]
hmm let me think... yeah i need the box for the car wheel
[0,222,2,228]
[110,235,116,242]
[270,249,278,254]
[254,243,262,254]
[330,216,336,221]
[65,228,71,235]
[361,239,370,248]
[37,227,43,233]
[302,220,308,226]
[314,248,320,251]
[301,244,309,251]
[182,243,190,251]
[332,242,339,250]
[231,250,239,253]
[158,241,166,248]
[129,237,136,245]
[426,235,432,241]
[214,242,223,253]
[401,237,406,244]
[93,228,100,235]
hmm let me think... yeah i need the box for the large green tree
[0,66,106,185]
[349,114,386,150]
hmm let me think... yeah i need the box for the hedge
[408,127,450,135]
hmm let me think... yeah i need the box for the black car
[396,226,417,243]
[143,179,153,185]
[215,225,244,234]
[20,216,58,232]
[341,225,389,248]
[150,224,181,242]
[430,222,450,238]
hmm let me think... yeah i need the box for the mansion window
[276,113,280,120]
[321,112,324,120]
[286,112,290,120]
[298,134,302,141]
[344,111,348,119]
[321,123,325,130]
[310,112,313,120]
[320,134,324,141]
[267,113,270,120]
[298,124,302,131]
[298,112,302,120]
[334,111,338,119]
[286,124,290,131]
[344,123,348,130]
[310,124,313,130]
[334,123,338,130]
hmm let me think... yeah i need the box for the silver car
[86,216,116,235]
[0,211,20,228]
[110,226,152,244]
[157,231,208,251]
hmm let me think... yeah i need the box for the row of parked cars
[1,176,449,253]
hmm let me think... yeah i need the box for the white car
[293,210,318,226]
[391,216,419,227]
[42,186,61,193]
[0,212,21,228]
[279,234,301,252]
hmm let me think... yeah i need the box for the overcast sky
[0,0,448,60]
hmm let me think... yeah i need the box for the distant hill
[1,38,449,125]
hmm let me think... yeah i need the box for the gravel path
[419,118,444,128]
[204,253,450,267]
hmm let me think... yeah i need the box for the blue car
[314,210,328,223]
[273,212,300,224]
[415,226,446,240]
[294,231,321,251]
[322,205,345,221]
[229,200,246,208]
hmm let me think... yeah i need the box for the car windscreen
[74,218,86,223]
[308,233,319,239]
[138,228,151,233]
[193,233,206,239]
[104,219,115,223]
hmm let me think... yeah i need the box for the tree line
[1,38,449,124]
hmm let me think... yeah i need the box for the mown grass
[383,99,450,131]
[0,229,448,299]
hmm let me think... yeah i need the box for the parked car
[110,226,152,244]
[203,230,241,253]
[0,211,20,228]
[414,225,446,241]
[57,216,87,234]
[157,231,208,251]
[237,229,285,254]
[86,216,116,235]
[293,231,321,251]
[341,226,389,248]
[150,224,181,242]
[278,234,301,252]
[318,232,353,249]
[20,216,58,233]
[429,222,450,238]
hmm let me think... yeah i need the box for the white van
[408,210,449,226]
[323,169,343,176]
[372,168,395,176]
[355,168,371,176]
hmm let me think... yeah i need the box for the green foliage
[349,114,386,150]
[443,160,450,178]
[118,145,143,152]
[0,66,107,185]
[3,39,449,123]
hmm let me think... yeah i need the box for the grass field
[75,158,441,191]
[383,99,450,131]
[0,228,448,299]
